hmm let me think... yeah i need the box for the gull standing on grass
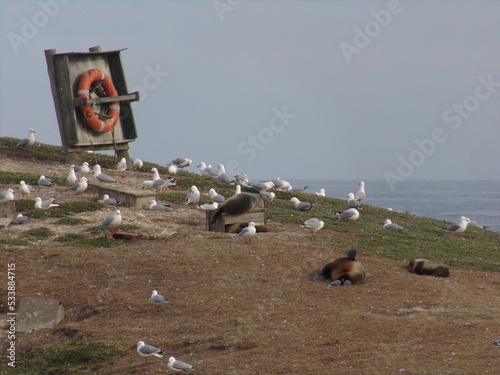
[382,219,407,232]
[150,290,170,308]
[444,216,470,234]
[290,197,314,211]
[16,128,35,151]
[354,181,366,202]
[136,341,164,366]
[209,188,226,204]
[93,165,117,183]
[14,213,30,224]
[19,181,35,197]
[197,162,218,179]
[300,218,325,234]
[347,193,362,209]
[68,177,88,197]
[333,208,360,223]
[99,209,122,231]
[167,356,195,374]
[217,164,233,184]
[67,165,77,186]
[184,186,200,208]
[34,197,59,209]
[315,188,326,197]
[38,175,56,187]
[74,162,90,173]
[0,188,15,201]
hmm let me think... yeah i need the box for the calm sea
[283,179,500,233]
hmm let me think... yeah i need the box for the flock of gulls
[4,128,499,368]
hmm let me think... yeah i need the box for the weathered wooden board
[206,209,266,232]
[88,182,156,209]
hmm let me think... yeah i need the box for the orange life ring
[77,69,120,133]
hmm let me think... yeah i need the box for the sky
[1,0,499,188]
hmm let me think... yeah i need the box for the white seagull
[290,197,314,211]
[19,181,34,197]
[131,158,143,171]
[167,356,195,374]
[136,341,163,366]
[116,157,127,172]
[383,219,407,232]
[100,194,121,206]
[14,213,30,224]
[197,162,218,179]
[300,218,325,234]
[16,128,35,151]
[34,197,59,209]
[217,164,233,184]
[347,193,362,209]
[68,177,88,196]
[0,188,15,201]
[171,157,192,169]
[199,202,218,211]
[209,188,226,204]
[315,188,326,197]
[74,162,90,173]
[184,186,200,208]
[93,165,117,183]
[66,165,77,186]
[333,208,360,223]
[444,216,470,234]
[150,290,170,307]
[354,181,366,202]
[148,200,171,211]
[235,221,257,245]
[38,175,56,187]
[99,209,122,231]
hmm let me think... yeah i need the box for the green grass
[8,341,126,375]
[55,217,92,225]
[20,227,55,241]
[1,138,499,272]
[55,233,123,248]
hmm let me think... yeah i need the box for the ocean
[282,179,500,233]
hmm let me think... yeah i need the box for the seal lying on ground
[211,193,265,224]
[313,249,366,287]
[407,259,449,277]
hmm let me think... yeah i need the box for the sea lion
[313,249,366,286]
[211,193,265,224]
[408,259,449,277]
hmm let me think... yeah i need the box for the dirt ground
[1,156,499,374]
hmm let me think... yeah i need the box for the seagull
[315,188,326,197]
[136,341,163,366]
[116,157,127,172]
[38,175,56,187]
[382,219,407,232]
[466,218,489,229]
[444,216,470,234]
[68,177,88,197]
[171,157,192,169]
[290,197,314,211]
[354,181,366,202]
[142,177,176,192]
[167,356,195,374]
[333,208,360,223]
[93,165,117,183]
[290,185,308,193]
[34,197,59,209]
[199,202,218,211]
[131,158,143,171]
[150,290,170,308]
[347,193,362,209]
[209,188,226,204]
[149,200,171,211]
[251,181,274,191]
[16,128,35,151]
[272,177,292,191]
[168,163,179,178]
[14,213,30,224]
[234,184,242,195]
[0,188,15,201]
[100,194,121,206]
[300,218,325,234]
[19,181,35,197]
[184,186,200,208]
[99,209,122,231]
[197,162,218,180]
[67,165,78,186]
[493,338,500,346]
[217,164,233,184]
[235,221,257,245]
[74,162,90,173]
[259,190,275,206]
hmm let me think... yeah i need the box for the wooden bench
[88,182,156,209]
[205,208,266,233]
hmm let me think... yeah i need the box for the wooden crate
[206,208,266,233]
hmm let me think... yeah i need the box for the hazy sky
[1,0,499,187]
